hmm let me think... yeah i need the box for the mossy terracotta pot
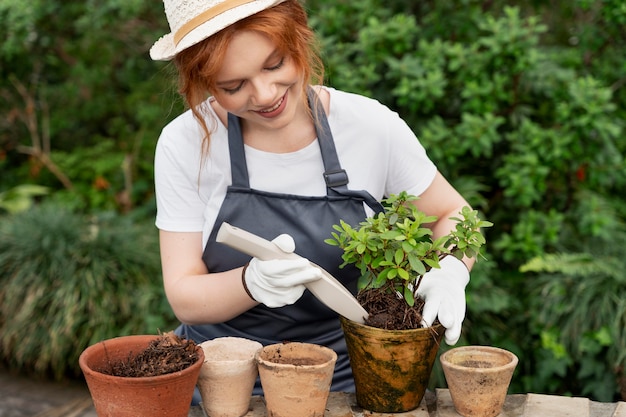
[79,335,204,417]
[197,337,262,417]
[256,342,337,417]
[340,316,444,413]
[440,345,518,417]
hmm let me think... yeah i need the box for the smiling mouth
[258,96,284,113]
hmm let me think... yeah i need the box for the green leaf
[397,268,409,279]
[404,286,415,307]
[408,255,427,275]
[394,248,404,265]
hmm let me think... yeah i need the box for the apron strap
[226,87,383,213]
[227,111,250,188]
[307,88,384,214]
[307,88,349,189]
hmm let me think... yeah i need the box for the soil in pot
[358,287,428,330]
[99,332,200,377]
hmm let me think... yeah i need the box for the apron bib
[176,88,382,393]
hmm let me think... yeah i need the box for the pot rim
[440,345,518,373]
[340,315,445,334]
[199,337,262,363]
[256,342,337,370]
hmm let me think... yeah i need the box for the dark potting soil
[266,347,319,366]
[100,332,200,377]
[358,288,427,330]
[460,360,494,368]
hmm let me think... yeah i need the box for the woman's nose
[250,79,277,107]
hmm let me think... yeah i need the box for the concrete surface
[0,368,95,417]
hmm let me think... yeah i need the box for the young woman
[151,0,474,394]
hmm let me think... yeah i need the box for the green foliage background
[1,0,625,401]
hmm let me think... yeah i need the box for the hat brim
[150,0,287,61]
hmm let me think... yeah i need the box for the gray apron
[176,88,383,394]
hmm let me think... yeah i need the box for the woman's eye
[223,82,244,94]
[219,57,284,94]
[266,57,284,71]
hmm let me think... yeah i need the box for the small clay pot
[197,337,262,417]
[256,342,337,417]
[440,345,518,417]
[79,335,204,417]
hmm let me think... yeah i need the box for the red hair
[174,0,324,155]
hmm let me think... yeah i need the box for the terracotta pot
[340,316,444,413]
[256,342,337,417]
[440,345,518,417]
[197,337,262,417]
[79,335,204,417]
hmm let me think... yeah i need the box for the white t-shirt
[154,87,437,246]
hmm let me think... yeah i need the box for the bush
[520,190,626,401]
[0,204,176,379]
[0,0,180,213]
[308,0,625,401]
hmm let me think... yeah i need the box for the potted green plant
[325,191,492,413]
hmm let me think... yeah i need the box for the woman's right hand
[243,234,322,308]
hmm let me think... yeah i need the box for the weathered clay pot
[79,335,204,417]
[440,345,518,417]
[256,342,337,417]
[340,316,444,413]
[197,337,262,417]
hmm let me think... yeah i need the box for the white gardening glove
[244,234,322,308]
[416,256,470,345]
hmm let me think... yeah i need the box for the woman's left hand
[415,256,470,345]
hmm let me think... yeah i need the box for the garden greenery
[1,0,625,401]
[308,0,625,401]
[0,204,176,378]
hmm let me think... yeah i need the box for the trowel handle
[216,222,300,261]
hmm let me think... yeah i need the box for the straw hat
[150,0,287,61]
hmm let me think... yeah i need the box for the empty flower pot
[256,342,337,417]
[197,337,262,417]
[440,345,518,417]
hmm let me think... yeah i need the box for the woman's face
[212,30,305,131]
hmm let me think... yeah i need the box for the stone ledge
[191,390,626,417]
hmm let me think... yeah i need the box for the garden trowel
[216,222,368,324]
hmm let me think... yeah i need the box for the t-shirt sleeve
[154,126,206,232]
[384,109,437,197]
